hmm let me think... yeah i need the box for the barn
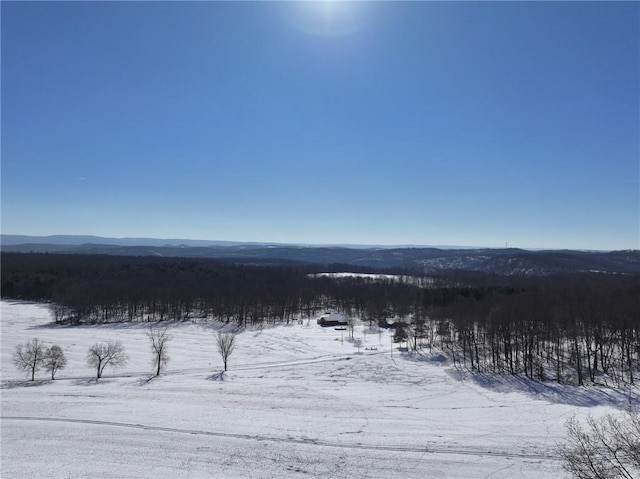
[316,313,349,327]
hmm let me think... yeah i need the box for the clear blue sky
[2,1,638,250]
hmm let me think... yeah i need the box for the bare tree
[148,326,171,376]
[43,344,67,380]
[87,341,127,379]
[13,338,46,381]
[353,337,363,353]
[216,332,236,372]
[560,410,640,479]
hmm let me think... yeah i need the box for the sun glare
[285,1,370,37]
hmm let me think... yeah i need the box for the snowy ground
[1,300,637,478]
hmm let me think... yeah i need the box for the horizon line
[0,233,632,253]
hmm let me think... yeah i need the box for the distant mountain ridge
[1,235,638,275]
[0,234,254,248]
[0,234,476,250]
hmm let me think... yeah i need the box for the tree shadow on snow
[448,368,639,409]
[1,379,51,389]
[137,375,156,386]
[402,350,449,365]
[207,371,226,381]
[31,320,185,331]
[70,378,113,386]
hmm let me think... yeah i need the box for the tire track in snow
[1,415,560,461]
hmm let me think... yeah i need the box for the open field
[2,300,637,478]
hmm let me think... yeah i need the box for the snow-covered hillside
[1,301,637,478]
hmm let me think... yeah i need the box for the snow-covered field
[2,300,637,478]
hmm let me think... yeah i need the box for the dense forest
[2,252,638,387]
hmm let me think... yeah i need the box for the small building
[317,313,349,327]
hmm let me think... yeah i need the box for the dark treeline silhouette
[2,252,638,386]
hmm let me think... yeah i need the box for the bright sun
[286,1,370,37]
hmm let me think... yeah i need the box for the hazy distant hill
[0,234,250,248]
[1,235,638,275]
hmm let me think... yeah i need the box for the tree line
[2,252,638,386]
[13,330,237,381]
